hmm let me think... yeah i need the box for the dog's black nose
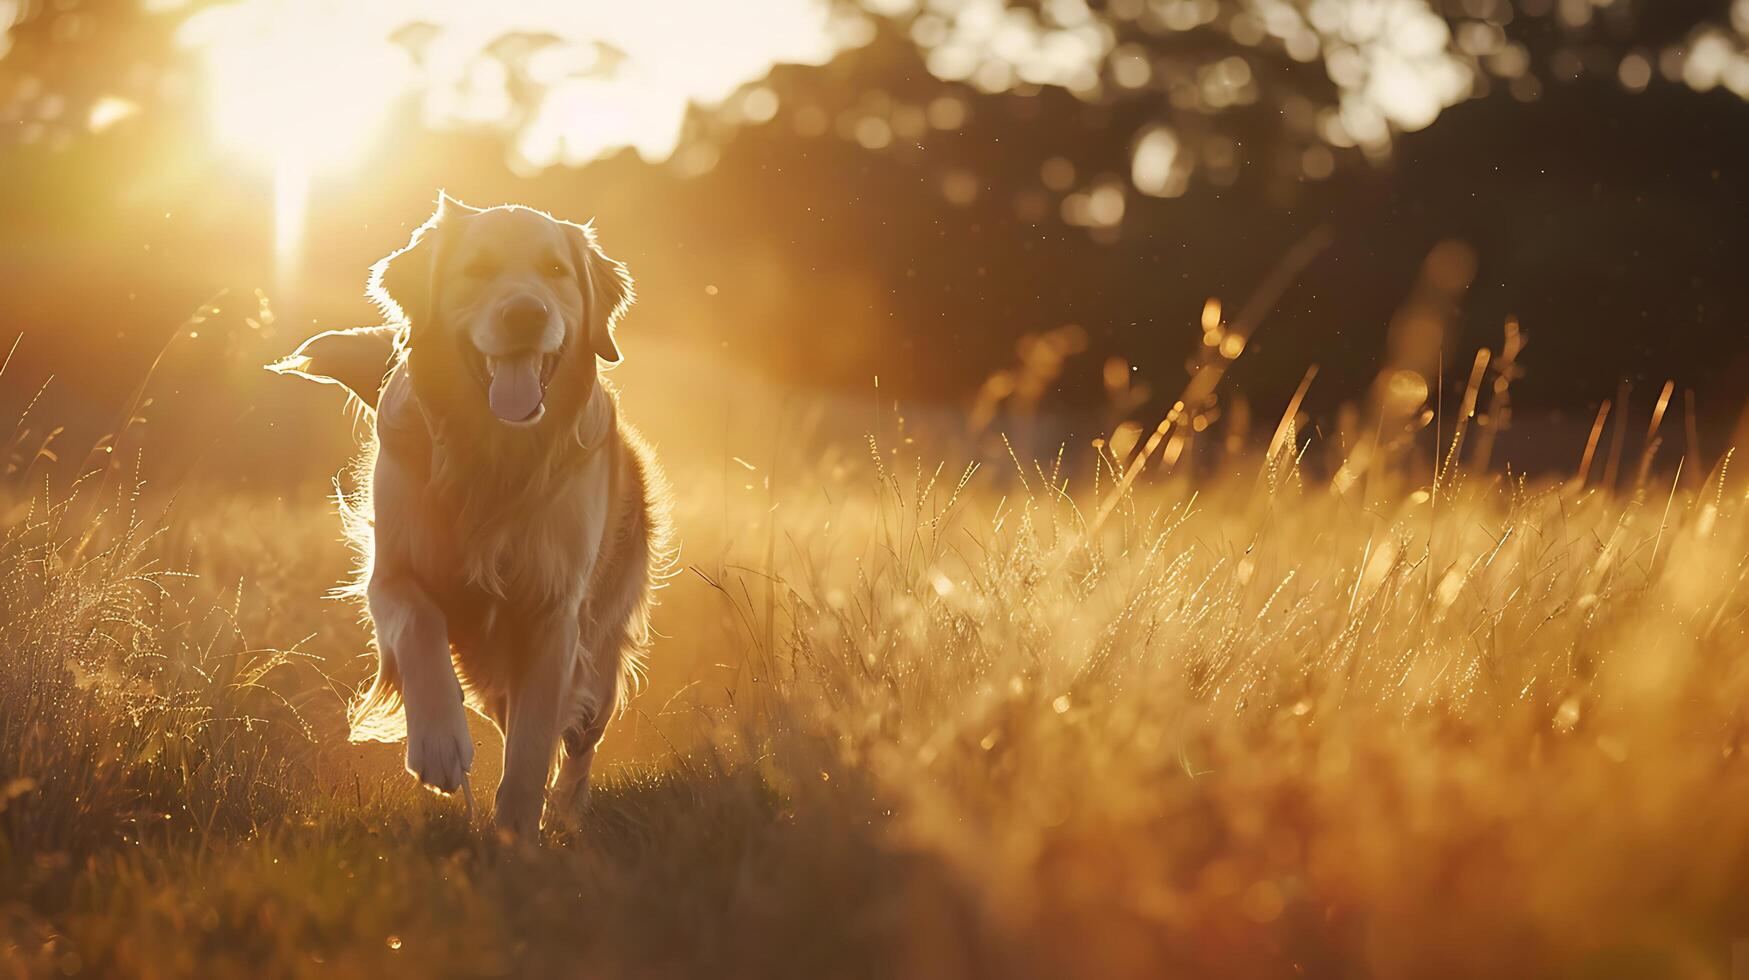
[499,294,550,342]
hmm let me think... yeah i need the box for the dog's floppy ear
[566,219,634,365]
[267,326,403,409]
[368,191,466,332]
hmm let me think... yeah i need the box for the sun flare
[175,0,854,289]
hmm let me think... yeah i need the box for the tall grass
[0,467,317,873]
[718,427,1749,977]
[1,346,321,971]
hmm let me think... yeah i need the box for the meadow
[3,313,1749,979]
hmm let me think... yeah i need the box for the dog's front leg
[494,610,576,839]
[369,575,472,795]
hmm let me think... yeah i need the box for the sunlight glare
[176,0,856,288]
[180,2,413,171]
[273,157,310,294]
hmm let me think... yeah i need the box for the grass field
[4,334,1749,979]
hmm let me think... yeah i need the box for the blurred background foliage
[1,0,1747,488]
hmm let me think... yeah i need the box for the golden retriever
[272,193,673,837]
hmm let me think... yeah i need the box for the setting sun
[176,0,853,286]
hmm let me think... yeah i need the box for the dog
[272,192,673,837]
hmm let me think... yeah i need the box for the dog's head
[364,192,633,429]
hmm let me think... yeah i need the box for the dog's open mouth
[468,347,561,426]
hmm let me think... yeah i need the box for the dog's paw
[403,703,474,795]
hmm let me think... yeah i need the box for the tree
[828,0,1749,208]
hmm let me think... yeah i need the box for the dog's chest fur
[373,368,621,691]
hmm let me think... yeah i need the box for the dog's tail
[268,325,402,411]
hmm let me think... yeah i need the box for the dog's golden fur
[273,193,673,835]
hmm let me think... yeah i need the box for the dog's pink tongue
[488,354,543,422]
